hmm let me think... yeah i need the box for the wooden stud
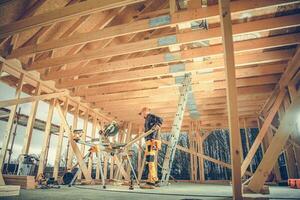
[53,98,69,180]
[67,105,78,170]
[0,73,24,174]
[169,0,177,14]
[88,117,97,176]
[37,98,56,177]
[21,82,41,154]
[56,103,91,181]
[78,110,89,180]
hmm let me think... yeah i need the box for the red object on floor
[288,179,300,189]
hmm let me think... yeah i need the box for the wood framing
[21,83,41,154]
[37,98,56,177]
[0,73,24,172]
[247,95,300,192]
[0,91,68,108]
[0,0,146,39]
[53,98,69,180]
[241,89,286,176]
[56,104,91,181]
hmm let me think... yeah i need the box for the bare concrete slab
[1,183,300,200]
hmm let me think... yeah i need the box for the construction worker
[139,107,163,188]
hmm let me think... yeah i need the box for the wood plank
[0,91,67,107]
[0,0,146,39]
[0,185,20,197]
[218,0,242,198]
[3,175,35,189]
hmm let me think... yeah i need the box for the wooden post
[56,103,91,181]
[198,132,205,182]
[88,117,97,176]
[218,0,242,198]
[53,98,69,180]
[96,120,102,180]
[243,119,253,174]
[169,0,177,14]
[78,110,89,180]
[21,82,41,154]
[67,103,79,170]
[137,126,142,179]
[0,73,24,175]
[103,157,108,180]
[37,98,56,177]
[188,123,194,181]
[125,122,132,175]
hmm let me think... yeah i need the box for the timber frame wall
[0,0,300,199]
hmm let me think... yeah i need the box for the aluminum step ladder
[160,73,192,185]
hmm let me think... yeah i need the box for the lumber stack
[0,185,20,197]
[3,175,35,189]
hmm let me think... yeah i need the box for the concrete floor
[2,183,300,200]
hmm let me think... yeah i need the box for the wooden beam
[247,95,300,193]
[56,103,91,181]
[17,13,300,65]
[0,73,24,173]
[0,0,146,39]
[78,65,284,102]
[0,91,68,108]
[37,98,56,177]
[28,26,300,72]
[46,46,291,82]
[241,90,286,176]
[218,0,242,199]
[11,0,298,60]
[53,98,69,180]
